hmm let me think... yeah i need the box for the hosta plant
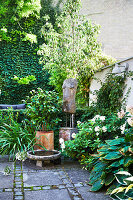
[89,137,133,192]
[110,171,133,200]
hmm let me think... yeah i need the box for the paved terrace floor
[0,156,111,200]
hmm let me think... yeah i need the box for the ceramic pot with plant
[24,88,61,150]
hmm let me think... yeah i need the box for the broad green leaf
[92,162,107,172]
[89,171,103,185]
[90,179,104,192]
[104,152,122,160]
[106,138,125,146]
[124,157,133,167]
[105,173,115,186]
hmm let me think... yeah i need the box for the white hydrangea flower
[127,117,133,127]
[96,132,99,136]
[71,133,76,139]
[117,110,125,119]
[126,105,133,115]
[102,126,107,132]
[95,126,100,132]
[100,116,105,121]
[59,138,64,144]
[92,115,101,122]
[120,123,126,134]
[77,121,81,125]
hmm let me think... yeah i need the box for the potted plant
[24,88,61,150]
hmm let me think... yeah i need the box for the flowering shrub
[64,108,133,171]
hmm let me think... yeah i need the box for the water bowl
[27,149,61,167]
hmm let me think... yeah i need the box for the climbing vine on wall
[0,42,52,104]
[92,72,131,115]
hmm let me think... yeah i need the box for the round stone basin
[27,150,61,167]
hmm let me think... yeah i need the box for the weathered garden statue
[62,78,77,128]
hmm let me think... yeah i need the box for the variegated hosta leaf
[125,184,133,193]
[124,177,133,185]
[115,171,132,185]
[111,187,126,195]
[125,184,133,198]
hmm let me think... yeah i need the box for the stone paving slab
[0,162,14,173]
[0,174,14,188]
[23,171,62,187]
[25,189,71,200]
[65,168,90,183]
[0,157,112,200]
[77,186,111,200]
[0,192,13,200]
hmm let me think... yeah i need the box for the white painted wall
[80,0,133,60]
[89,58,133,107]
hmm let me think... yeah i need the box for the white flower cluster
[94,125,107,136]
[120,123,126,134]
[126,105,133,115]
[59,138,65,152]
[117,109,125,119]
[126,105,133,127]
[91,115,105,122]
[16,151,27,162]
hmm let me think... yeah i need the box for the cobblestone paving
[0,156,111,200]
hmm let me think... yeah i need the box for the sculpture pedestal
[59,127,78,142]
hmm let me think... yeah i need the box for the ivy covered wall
[0,0,62,104]
[0,42,52,104]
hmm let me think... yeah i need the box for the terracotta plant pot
[35,130,54,150]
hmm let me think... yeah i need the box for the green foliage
[89,137,133,192]
[0,117,36,159]
[110,171,133,200]
[92,72,130,115]
[0,43,51,104]
[38,0,116,103]
[0,109,25,126]
[0,0,41,41]
[13,75,36,85]
[24,88,61,131]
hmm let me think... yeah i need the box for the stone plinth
[59,127,78,141]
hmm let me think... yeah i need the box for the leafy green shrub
[89,137,133,192]
[92,72,132,115]
[24,88,61,131]
[110,171,133,200]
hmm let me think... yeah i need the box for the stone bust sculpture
[62,78,77,114]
